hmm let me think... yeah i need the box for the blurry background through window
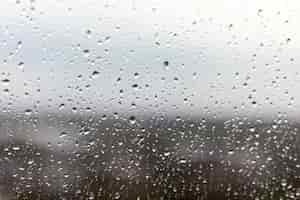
[0,0,299,199]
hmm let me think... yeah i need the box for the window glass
[0,0,299,199]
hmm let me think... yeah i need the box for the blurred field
[0,113,299,199]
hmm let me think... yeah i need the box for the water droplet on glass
[129,116,136,124]
[133,72,139,78]
[24,109,32,115]
[179,159,187,164]
[59,131,68,138]
[83,49,90,57]
[27,160,34,165]
[85,29,92,36]
[72,107,77,113]
[164,152,171,156]
[281,179,287,187]
[1,79,10,85]
[249,127,256,132]
[17,40,22,49]
[18,61,24,69]
[12,146,20,151]
[163,61,169,66]
[59,103,65,110]
[228,150,234,155]
[132,84,138,89]
[91,70,100,79]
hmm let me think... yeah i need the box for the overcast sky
[0,0,300,120]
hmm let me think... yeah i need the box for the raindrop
[104,36,111,41]
[72,107,77,113]
[97,40,103,45]
[228,150,234,155]
[83,49,90,57]
[183,98,188,103]
[281,179,287,187]
[296,189,300,197]
[164,152,171,156]
[91,70,100,78]
[27,160,34,165]
[134,72,139,78]
[85,29,92,35]
[59,132,68,138]
[101,114,107,120]
[18,61,24,69]
[24,109,32,115]
[129,116,136,124]
[59,103,65,110]
[179,159,187,164]
[114,192,120,199]
[12,146,20,151]
[249,127,256,132]
[17,40,22,49]
[1,79,10,85]
[132,84,138,89]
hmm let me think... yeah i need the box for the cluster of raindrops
[0,1,299,200]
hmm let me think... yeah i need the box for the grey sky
[0,0,300,119]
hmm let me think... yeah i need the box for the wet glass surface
[0,0,299,199]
